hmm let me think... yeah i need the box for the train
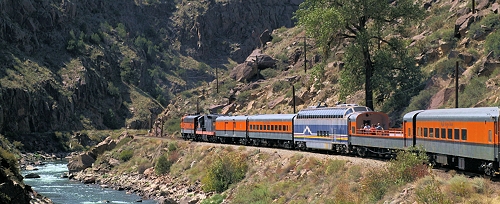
[180,104,500,176]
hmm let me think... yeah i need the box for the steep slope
[0,0,302,136]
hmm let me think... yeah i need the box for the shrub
[447,174,474,197]
[116,137,132,148]
[361,169,392,202]
[231,183,273,204]
[119,149,134,162]
[260,68,278,79]
[201,194,226,204]
[167,142,177,152]
[202,152,248,193]
[415,176,451,204]
[471,177,491,194]
[155,153,173,175]
[458,76,486,108]
[272,81,291,93]
[325,159,346,175]
[485,30,500,58]
[388,146,429,184]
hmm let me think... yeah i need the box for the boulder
[492,3,499,13]
[67,152,96,173]
[454,13,474,38]
[268,96,285,109]
[91,137,117,157]
[24,173,41,179]
[229,61,258,82]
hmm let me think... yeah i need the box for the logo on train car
[440,121,454,127]
[301,126,313,135]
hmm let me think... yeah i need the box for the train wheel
[357,147,367,157]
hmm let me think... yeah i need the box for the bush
[202,152,248,193]
[325,159,346,175]
[119,149,134,162]
[485,30,500,58]
[415,176,451,204]
[447,174,474,197]
[260,68,278,79]
[155,153,173,175]
[272,81,291,93]
[201,194,226,204]
[388,146,429,184]
[231,183,272,203]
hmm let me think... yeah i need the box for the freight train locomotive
[180,104,500,176]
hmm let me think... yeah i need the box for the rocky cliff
[0,0,303,135]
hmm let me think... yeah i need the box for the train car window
[327,131,330,136]
[435,128,439,138]
[424,128,428,137]
[267,125,270,131]
[447,129,452,139]
[408,128,411,137]
[352,127,355,134]
[429,128,434,137]
[441,129,446,139]
[284,126,288,131]
[454,129,460,140]
[461,129,467,140]
[417,127,421,137]
[271,125,274,131]
[489,130,492,142]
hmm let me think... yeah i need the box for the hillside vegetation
[158,0,500,135]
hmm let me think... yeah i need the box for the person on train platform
[363,123,371,129]
[376,123,383,130]
[370,124,376,132]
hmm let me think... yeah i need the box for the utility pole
[292,84,296,114]
[455,61,459,108]
[472,0,475,13]
[216,67,219,93]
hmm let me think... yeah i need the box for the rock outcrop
[67,136,120,173]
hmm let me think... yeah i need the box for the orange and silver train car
[215,115,249,144]
[247,114,295,148]
[403,107,500,176]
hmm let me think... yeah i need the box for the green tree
[295,0,424,111]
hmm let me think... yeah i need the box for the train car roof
[407,107,500,122]
[297,105,370,117]
[183,115,201,120]
[247,114,296,121]
[402,110,424,121]
[215,115,248,121]
[347,111,389,120]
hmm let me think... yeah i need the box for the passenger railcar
[215,115,249,144]
[247,114,295,148]
[293,104,372,152]
[348,111,404,157]
[403,107,500,176]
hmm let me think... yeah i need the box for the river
[22,161,157,204]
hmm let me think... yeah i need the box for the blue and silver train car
[293,104,371,151]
